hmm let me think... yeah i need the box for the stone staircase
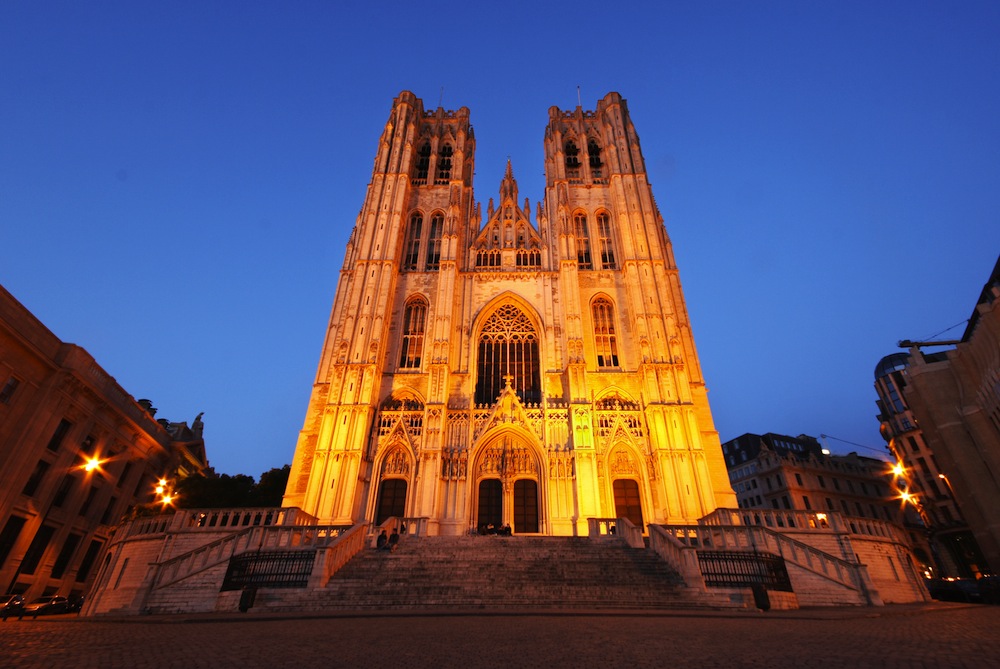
[251,535,725,612]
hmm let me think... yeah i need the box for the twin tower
[283,91,736,535]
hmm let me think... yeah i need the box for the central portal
[474,433,542,533]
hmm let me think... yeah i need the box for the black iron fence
[221,550,317,591]
[697,550,793,592]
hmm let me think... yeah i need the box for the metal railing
[221,550,317,591]
[697,550,793,591]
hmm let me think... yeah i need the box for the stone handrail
[647,525,707,590]
[153,523,353,590]
[658,523,873,600]
[587,517,643,547]
[703,508,910,546]
[312,523,369,587]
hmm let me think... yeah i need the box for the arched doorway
[477,479,502,530]
[613,479,644,530]
[513,480,538,533]
[375,479,407,525]
[473,432,542,533]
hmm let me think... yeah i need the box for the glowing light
[815,513,827,521]
[83,457,104,473]
[892,463,905,477]
[160,494,176,506]
[154,484,165,495]
[900,491,917,505]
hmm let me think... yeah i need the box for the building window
[565,140,580,169]
[79,486,99,517]
[52,474,77,508]
[475,304,541,405]
[75,540,103,583]
[399,299,427,369]
[403,213,422,271]
[22,460,50,497]
[596,212,616,269]
[100,496,119,525]
[50,533,82,580]
[0,516,27,569]
[435,144,453,183]
[575,213,592,269]
[588,139,602,171]
[803,496,811,509]
[425,213,443,270]
[795,473,803,486]
[818,476,826,488]
[19,525,55,575]
[46,419,72,452]
[0,376,19,404]
[592,298,620,368]
[414,142,431,182]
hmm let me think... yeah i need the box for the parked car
[66,595,85,613]
[22,596,69,617]
[978,575,1000,605]
[1,594,24,620]
[926,578,982,603]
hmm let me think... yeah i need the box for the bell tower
[284,92,475,522]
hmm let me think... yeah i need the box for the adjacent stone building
[875,353,987,577]
[881,255,1000,575]
[283,91,737,534]
[0,284,208,602]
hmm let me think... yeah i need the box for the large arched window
[436,144,453,183]
[403,213,422,271]
[414,142,431,182]
[475,304,541,405]
[425,213,443,270]
[574,213,592,269]
[399,299,427,369]
[596,211,616,269]
[592,297,620,368]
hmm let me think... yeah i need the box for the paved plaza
[1,603,997,668]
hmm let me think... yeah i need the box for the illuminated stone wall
[284,92,737,534]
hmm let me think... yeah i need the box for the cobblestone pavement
[1,604,997,669]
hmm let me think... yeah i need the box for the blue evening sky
[2,2,998,476]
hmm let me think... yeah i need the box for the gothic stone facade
[283,92,737,536]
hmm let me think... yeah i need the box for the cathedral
[283,91,737,536]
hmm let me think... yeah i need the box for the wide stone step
[246,535,719,612]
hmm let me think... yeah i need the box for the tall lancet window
[425,213,443,270]
[588,139,603,175]
[475,304,541,405]
[596,211,616,269]
[414,142,431,183]
[436,144,453,183]
[565,140,580,168]
[404,213,422,271]
[592,297,620,368]
[399,299,427,369]
[575,213,592,269]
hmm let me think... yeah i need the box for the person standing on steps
[388,527,400,552]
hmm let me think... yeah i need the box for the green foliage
[175,464,290,508]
